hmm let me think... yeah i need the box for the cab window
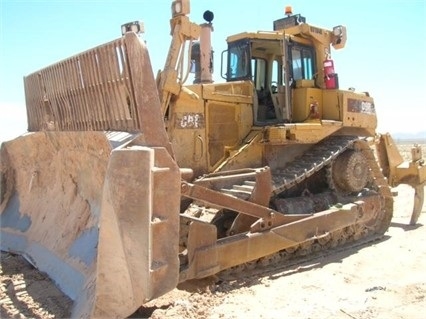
[290,45,315,81]
[227,40,251,81]
[252,58,267,90]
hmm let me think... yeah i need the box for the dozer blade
[0,131,181,318]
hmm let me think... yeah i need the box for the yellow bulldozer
[1,1,425,317]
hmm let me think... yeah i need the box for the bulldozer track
[217,225,387,281]
[189,134,393,280]
[271,135,358,194]
[220,135,361,200]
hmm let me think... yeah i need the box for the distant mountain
[392,131,426,143]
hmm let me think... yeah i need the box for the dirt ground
[1,146,426,319]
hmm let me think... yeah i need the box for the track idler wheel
[330,149,369,194]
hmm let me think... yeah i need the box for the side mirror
[220,49,228,80]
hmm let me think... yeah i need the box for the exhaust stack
[192,10,214,84]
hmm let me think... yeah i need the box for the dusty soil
[1,144,426,319]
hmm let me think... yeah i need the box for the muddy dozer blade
[0,131,181,318]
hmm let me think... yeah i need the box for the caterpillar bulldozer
[1,1,425,318]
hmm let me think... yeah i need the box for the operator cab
[225,35,316,124]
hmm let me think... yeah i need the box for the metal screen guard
[23,32,173,156]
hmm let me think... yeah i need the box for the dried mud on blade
[0,131,181,318]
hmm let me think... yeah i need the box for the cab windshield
[226,40,251,81]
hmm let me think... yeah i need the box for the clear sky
[1,0,425,142]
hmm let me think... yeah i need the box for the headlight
[333,25,343,36]
[121,21,144,36]
[171,0,190,17]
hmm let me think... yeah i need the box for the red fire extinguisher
[324,59,338,89]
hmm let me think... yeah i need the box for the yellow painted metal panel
[342,91,377,130]
[322,90,342,121]
[292,88,323,122]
